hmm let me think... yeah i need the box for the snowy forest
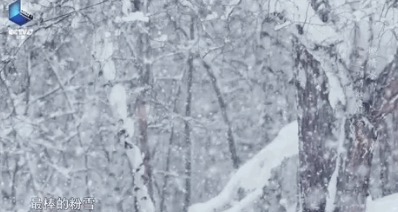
[1,0,398,211]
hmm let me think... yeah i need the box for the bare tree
[202,60,241,169]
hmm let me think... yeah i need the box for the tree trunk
[334,116,375,212]
[294,41,337,212]
[160,80,182,212]
[137,96,153,197]
[182,17,195,212]
[203,61,241,169]
[135,0,154,200]
[378,119,392,196]
[392,111,398,192]
[333,47,398,211]
[182,54,194,212]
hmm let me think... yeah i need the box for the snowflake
[368,70,378,79]
[353,91,364,113]
[368,58,377,69]
[369,141,375,152]
[354,91,364,100]
[354,101,364,113]
[368,47,378,55]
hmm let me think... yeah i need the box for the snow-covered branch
[109,83,155,212]
[189,121,298,212]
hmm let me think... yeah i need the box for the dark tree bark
[135,30,154,201]
[334,50,398,212]
[137,96,153,198]
[334,116,375,212]
[160,81,182,212]
[182,55,193,212]
[373,56,398,196]
[202,61,241,169]
[310,0,331,22]
[182,17,195,212]
[134,0,154,201]
[392,111,398,193]
[378,120,392,196]
[294,41,337,212]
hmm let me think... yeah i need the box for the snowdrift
[367,194,398,212]
[189,121,299,212]
[188,119,398,212]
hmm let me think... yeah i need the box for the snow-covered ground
[367,194,398,212]
[190,119,398,212]
[189,121,299,212]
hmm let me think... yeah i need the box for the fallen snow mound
[189,121,299,212]
[367,194,398,212]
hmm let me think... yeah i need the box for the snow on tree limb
[188,121,298,212]
[268,0,339,45]
[325,117,346,212]
[109,84,128,120]
[109,83,155,212]
[115,12,149,23]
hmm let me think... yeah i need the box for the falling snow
[1,1,398,212]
